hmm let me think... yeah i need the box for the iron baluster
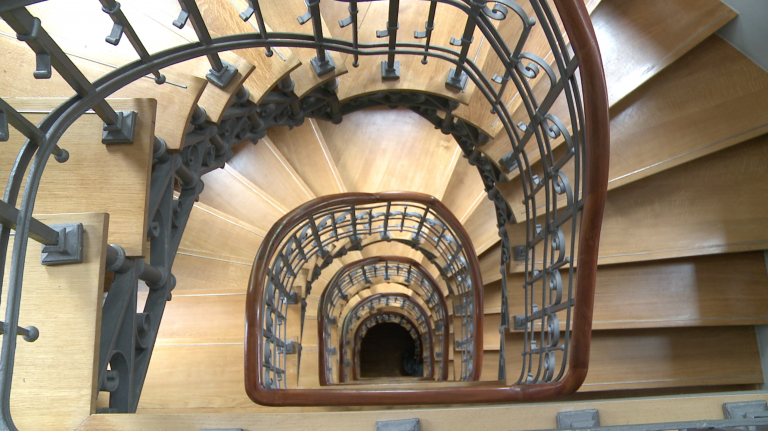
[337,0,359,67]
[382,201,391,239]
[445,4,477,90]
[298,0,336,76]
[376,0,400,79]
[414,0,437,64]
[0,99,68,162]
[98,0,166,84]
[174,0,238,88]
[239,0,273,57]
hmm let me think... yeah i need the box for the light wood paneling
[269,119,348,196]
[0,35,206,152]
[198,166,287,233]
[484,281,503,314]
[506,326,762,392]
[508,252,768,330]
[81,392,768,430]
[319,108,458,197]
[228,138,316,211]
[595,0,737,106]
[6,213,107,431]
[335,1,488,105]
[152,294,246,345]
[0,98,154,256]
[259,0,348,97]
[179,202,264,264]
[479,243,502,285]
[172,253,251,295]
[463,197,499,256]
[440,156,486,224]
[480,351,501,382]
[508,133,768,271]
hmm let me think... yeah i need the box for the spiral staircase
[1,0,768,429]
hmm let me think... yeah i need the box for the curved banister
[317,255,451,384]
[351,311,432,382]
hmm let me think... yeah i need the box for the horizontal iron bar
[0,199,58,245]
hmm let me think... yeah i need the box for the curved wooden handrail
[246,0,608,404]
[350,311,433,382]
[317,256,451,384]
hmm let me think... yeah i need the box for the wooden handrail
[317,255,451,384]
[349,310,434,382]
[245,0,608,404]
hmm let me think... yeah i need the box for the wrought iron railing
[0,0,608,417]
[318,256,451,384]
[247,192,483,396]
[342,295,435,383]
[350,312,427,381]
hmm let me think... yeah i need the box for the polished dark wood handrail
[317,256,451,384]
[246,0,608,404]
[349,311,433,382]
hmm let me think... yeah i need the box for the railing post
[377,0,400,79]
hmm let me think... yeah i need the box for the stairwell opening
[359,322,423,378]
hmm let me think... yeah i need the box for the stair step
[506,326,762,392]
[441,155,487,225]
[0,35,207,152]
[597,0,736,106]
[198,165,287,232]
[228,138,316,211]
[173,253,251,295]
[502,35,768,223]
[5,213,108,430]
[179,202,265,264]
[0,98,155,256]
[508,132,768,270]
[506,251,768,330]
[268,119,348,196]
[464,197,499,256]
[259,0,348,96]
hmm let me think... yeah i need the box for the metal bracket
[310,52,336,76]
[297,10,312,24]
[41,223,83,265]
[206,60,238,88]
[102,111,137,144]
[284,340,299,355]
[376,418,420,431]
[512,245,527,261]
[446,68,469,90]
[724,401,768,419]
[381,60,400,80]
[557,409,600,429]
[15,17,51,79]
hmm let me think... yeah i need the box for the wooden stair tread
[596,0,737,106]
[228,138,316,211]
[441,155,486,224]
[5,213,107,430]
[172,253,252,295]
[506,326,762,391]
[506,251,768,330]
[179,202,265,264]
[508,132,768,270]
[0,98,155,256]
[463,197,500,256]
[198,165,287,233]
[268,119,348,196]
